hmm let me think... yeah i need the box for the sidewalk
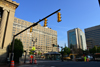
[0,63,32,67]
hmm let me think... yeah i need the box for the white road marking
[51,66,55,67]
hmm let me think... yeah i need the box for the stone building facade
[12,17,58,54]
[0,0,19,63]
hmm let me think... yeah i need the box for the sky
[14,0,100,47]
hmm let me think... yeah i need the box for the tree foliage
[10,39,23,63]
[38,51,41,55]
[29,49,35,55]
[62,46,71,56]
[89,46,100,54]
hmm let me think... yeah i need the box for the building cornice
[0,0,19,10]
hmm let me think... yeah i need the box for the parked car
[75,56,84,61]
[63,54,77,61]
[86,55,94,61]
[41,55,45,58]
[63,55,71,60]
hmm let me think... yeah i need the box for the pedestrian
[84,56,86,62]
[61,52,64,62]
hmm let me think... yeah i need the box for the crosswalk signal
[57,12,61,22]
[30,27,32,32]
[44,18,47,27]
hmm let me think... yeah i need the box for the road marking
[51,66,55,67]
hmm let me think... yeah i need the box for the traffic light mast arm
[10,9,61,62]
[14,9,61,37]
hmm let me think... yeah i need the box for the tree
[63,46,71,56]
[38,51,41,55]
[29,49,35,55]
[89,46,100,54]
[9,39,23,63]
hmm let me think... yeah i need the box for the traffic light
[43,18,47,27]
[30,27,32,32]
[57,12,61,22]
[52,44,55,47]
[58,45,59,47]
[99,0,100,6]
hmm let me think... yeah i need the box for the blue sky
[14,0,100,47]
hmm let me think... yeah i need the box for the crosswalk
[18,65,55,67]
[20,60,60,64]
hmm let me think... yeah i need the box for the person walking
[84,56,86,62]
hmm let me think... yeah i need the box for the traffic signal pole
[10,9,61,66]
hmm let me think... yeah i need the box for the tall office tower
[85,25,100,49]
[12,17,58,54]
[0,0,19,63]
[67,28,87,50]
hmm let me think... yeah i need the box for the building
[85,25,100,49]
[12,17,58,54]
[0,0,58,63]
[0,0,19,63]
[67,28,87,50]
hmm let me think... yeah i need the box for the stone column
[0,9,8,48]
[4,10,15,48]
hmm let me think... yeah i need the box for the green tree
[63,46,71,56]
[97,47,100,53]
[89,46,100,54]
[38,51,41,55]
[10,39,23,63]
[29,49,35,55]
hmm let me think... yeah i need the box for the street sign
[32,51,35,52]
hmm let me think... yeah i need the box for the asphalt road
[18,61,100,67]
[37,61,100,67]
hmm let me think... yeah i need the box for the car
[41,55,45,58]
[63,55,71,60]
[86,55,94,61]
[63,54,77,61]
[75,56,84,61]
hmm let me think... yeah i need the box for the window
[69,31,77,48]
[13,24,16,26]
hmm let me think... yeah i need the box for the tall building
[67,28,87,50]
[0,0,58,63]
[0,0,19,63]
[85,25,100,49]
[12,17,58,54]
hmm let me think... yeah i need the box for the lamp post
[24,49,28,64]
[32,37,37,46]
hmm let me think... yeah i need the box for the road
[18,60,100,67]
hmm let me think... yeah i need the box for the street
[18,60,100,67]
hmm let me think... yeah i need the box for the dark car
[75,56,84,61]
[86,55,94,61]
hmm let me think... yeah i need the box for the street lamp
[32,37,37,46]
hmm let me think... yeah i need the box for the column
[0,9,8,48]
[4,10,15,48]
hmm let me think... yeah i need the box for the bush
[10,39,23,63]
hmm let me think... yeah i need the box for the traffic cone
[34,59,37,64]
[30,58,32,64]
[87,58,89,62]
[10,60,14,67]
